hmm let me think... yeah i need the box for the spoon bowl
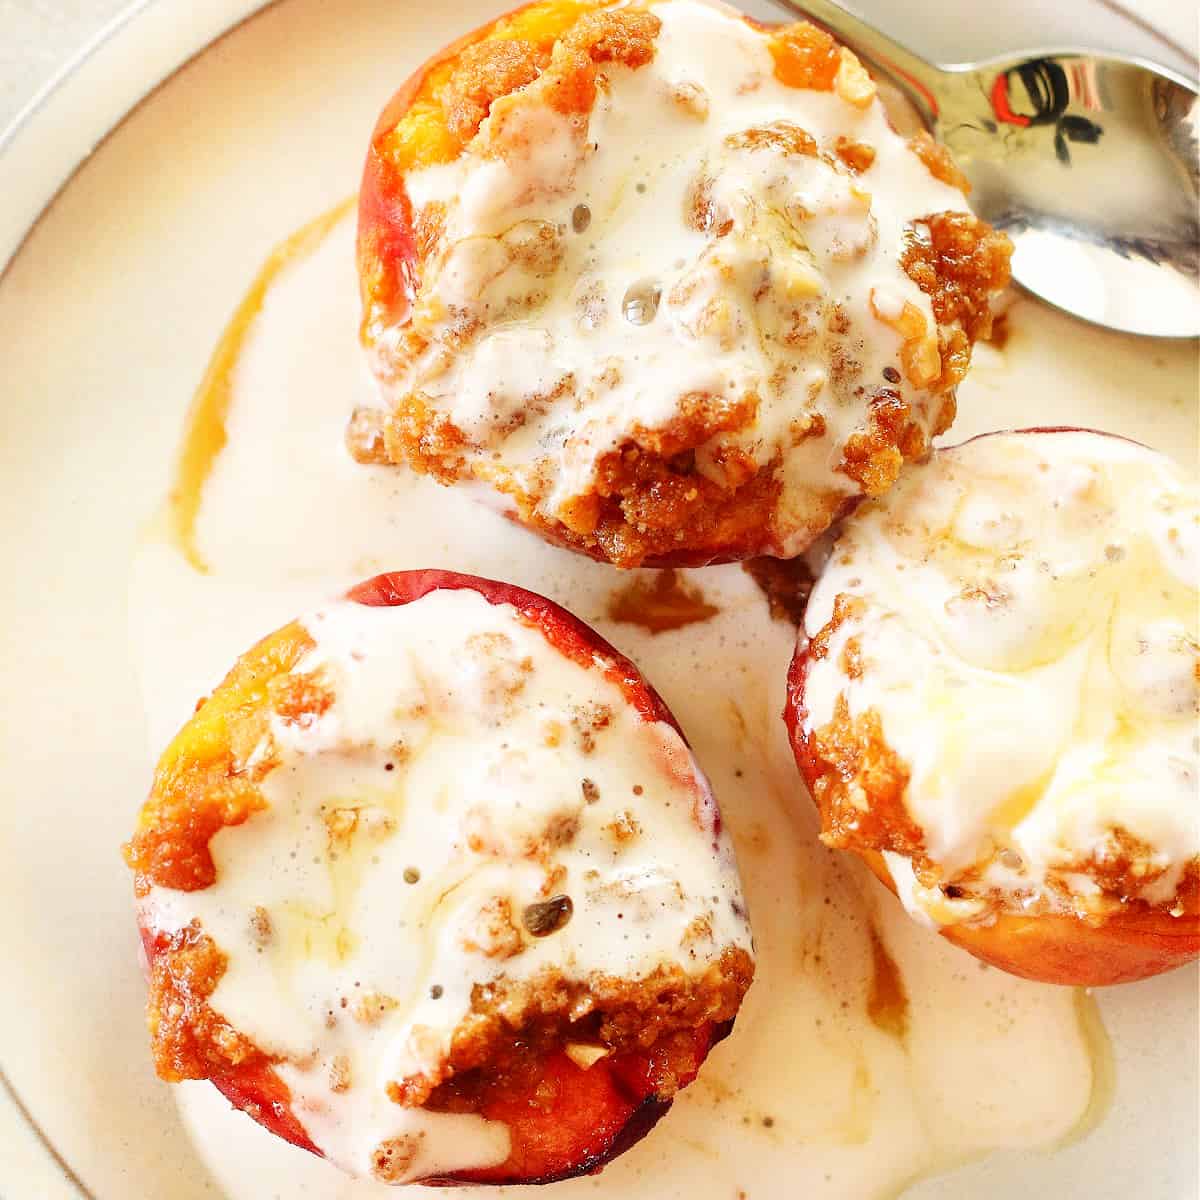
[775,0,1200,338]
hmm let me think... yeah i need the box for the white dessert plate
[0,2,1196,1199]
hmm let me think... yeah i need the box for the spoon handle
[773,0,945,126]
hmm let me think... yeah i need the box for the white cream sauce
[385,0,974,555]
[801,431,1199,923]
[121,206,1200,1198]
[140,587,750,1182]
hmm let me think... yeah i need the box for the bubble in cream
[622,279,662,325]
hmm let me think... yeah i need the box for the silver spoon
[774,0,1200,338]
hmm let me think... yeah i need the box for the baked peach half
[784,429,1199,986]
[354,0,1011,568]
[125,569,753,1184]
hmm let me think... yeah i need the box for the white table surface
[0,1,134,131]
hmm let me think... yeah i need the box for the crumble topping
[357,0,1010,567]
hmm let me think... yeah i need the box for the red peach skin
[781,428,1200,987]
[140,568,736,1183]
[357,7,543,335]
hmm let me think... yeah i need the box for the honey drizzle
[865,924,910,1041]
[168,197,356,571]
[606,569,718,633]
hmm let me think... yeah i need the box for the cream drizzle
[123,209,1157,1199]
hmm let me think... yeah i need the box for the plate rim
[0,6,275,1193]
[0,0,275,278]
[2,0,1194,281]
